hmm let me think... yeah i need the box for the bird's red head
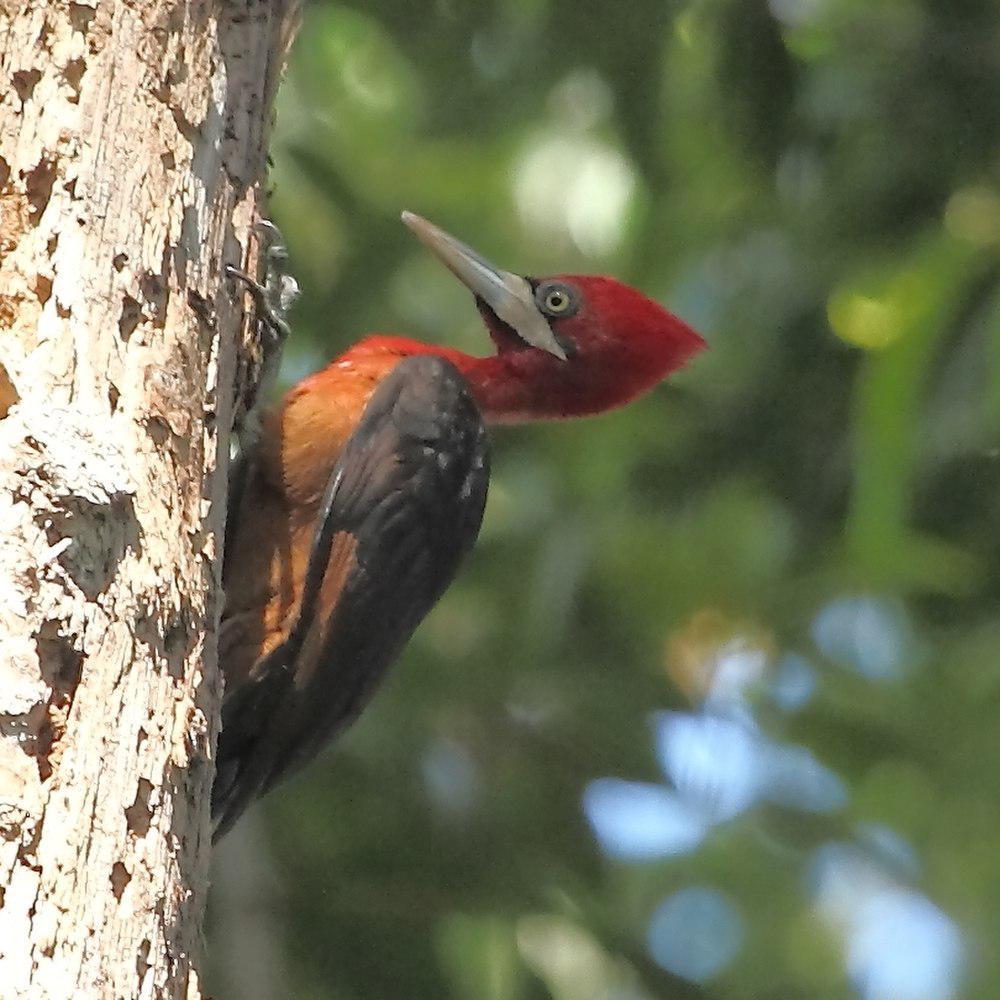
[400,213,706,422]
[473,272,705,420]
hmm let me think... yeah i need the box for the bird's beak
[401,211,568,361]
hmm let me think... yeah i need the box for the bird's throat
[450,352,550,424]
[337,336,557,424]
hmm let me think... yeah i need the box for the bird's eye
[545,289,569,312]
[535,282,578,318]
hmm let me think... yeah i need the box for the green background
[208,1,1000,998]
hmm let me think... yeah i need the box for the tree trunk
[0,2,299,996]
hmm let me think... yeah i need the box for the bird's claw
[228,220,300,459]
[228,221,300,343]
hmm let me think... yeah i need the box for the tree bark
[0,2,299,996]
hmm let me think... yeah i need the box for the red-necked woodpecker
[213,213,705,837]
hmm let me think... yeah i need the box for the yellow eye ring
[534,281,578,319]
[545,289,570,312]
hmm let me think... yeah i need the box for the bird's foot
[227,220,300,345]
[228,220,301,458]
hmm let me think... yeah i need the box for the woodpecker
[212,213,705,837]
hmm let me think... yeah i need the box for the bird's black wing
[212,355,490,838]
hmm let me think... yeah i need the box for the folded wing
[213,355,490,838]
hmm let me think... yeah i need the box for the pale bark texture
[0,2,300,997]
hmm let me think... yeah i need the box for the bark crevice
[0,1,301,996]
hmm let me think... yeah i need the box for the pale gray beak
[401,211,568,361]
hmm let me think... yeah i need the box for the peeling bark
[0,2,300,997]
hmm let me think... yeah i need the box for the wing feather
[213,355,489,837]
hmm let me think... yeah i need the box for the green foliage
[208,1,1000,997]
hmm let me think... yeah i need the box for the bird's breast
[221,355,400,686]
[262,355,399,512]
